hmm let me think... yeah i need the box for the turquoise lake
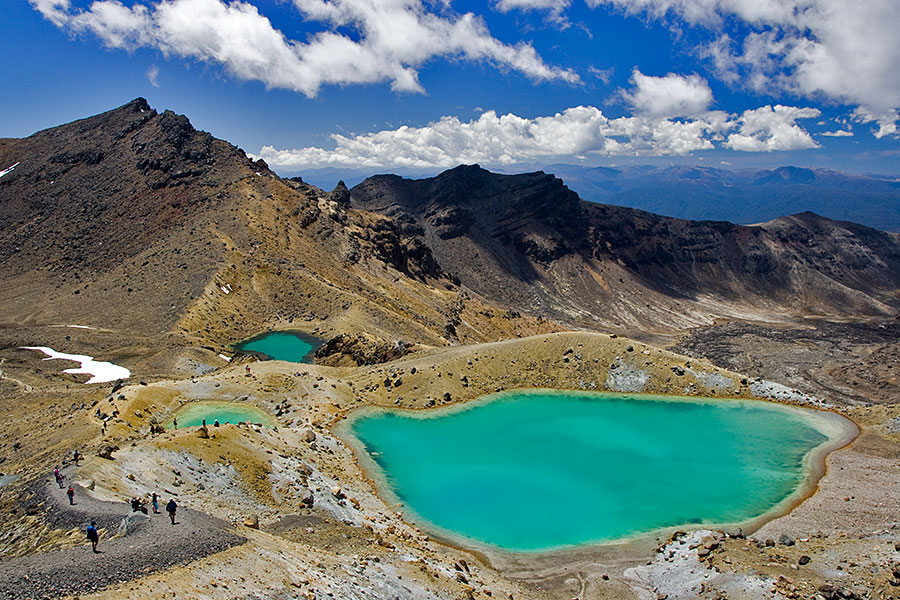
[235,331,320,363]
[349,390,848,552]
[168,401,275,429]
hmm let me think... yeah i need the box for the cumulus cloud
[595,0,900,136]
[724,105,820,152]
[852,108,899,139]
[31,0,578,96]
[621,69,713,117]
[258,103,818,169]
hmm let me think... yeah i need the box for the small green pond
[347,389,853,553]
[234,331,322,363]
[167,401,275,429]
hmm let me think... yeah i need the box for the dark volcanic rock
[314,333,412,366]
[351,164,900,330]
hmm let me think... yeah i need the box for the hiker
[166,498,177,524]
[213,419,220,427]
[67,486,75,505]
[151,492,159,514]
[54,468,64,488]
[86,521,99,553]
[130,497,140,512]
[73,449,81,463]
[173,417,178,429]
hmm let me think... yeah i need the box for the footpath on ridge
[0,466,245,599]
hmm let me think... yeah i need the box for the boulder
[244,515,259,529]
[315,333,414,367]
[97,444,119,459]
[118,512,150,536]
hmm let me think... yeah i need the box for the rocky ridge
[352,165,900,331]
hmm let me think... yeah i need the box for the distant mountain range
[544,164,900,232]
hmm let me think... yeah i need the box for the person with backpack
[67,486,75,505]
[86,521,99,553]
[166,498,177,524]
[53,468,64,488]
[151,492,159,514]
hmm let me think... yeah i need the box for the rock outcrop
[314,333,413,367]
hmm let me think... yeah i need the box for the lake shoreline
[337,388,859,574]
[232,329,323,363]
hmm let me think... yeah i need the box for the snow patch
[20,346,130,384]
[0,162,19,180]
[47,324,96,330]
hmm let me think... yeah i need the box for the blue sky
[4,0,899,177]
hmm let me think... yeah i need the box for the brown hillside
[0,100,556,378]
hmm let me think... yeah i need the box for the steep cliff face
[351,165,596,319]
[353,166,900,330]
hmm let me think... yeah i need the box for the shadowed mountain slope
[351,165,900,331]
[0,100,554,372]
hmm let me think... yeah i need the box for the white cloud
[495,0,570,12]
[31,0,578,96]
[258,103,817,169]
[852,107,899,139]
[621,69,713,117]
[819,129,852,138]
[724,105,820,152]
[595,0,900,135]
[494,0,571,23]
[147,64,160,87]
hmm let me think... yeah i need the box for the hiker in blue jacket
[86,521,99,553]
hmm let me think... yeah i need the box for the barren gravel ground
[0,467,244,600]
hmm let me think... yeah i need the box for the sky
[4,0,900,180]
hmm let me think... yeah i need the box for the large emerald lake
[348,390,852,552]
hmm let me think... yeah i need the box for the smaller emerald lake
[347,390,853,553]
[168,401,275,429]
[234,331,321,363]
